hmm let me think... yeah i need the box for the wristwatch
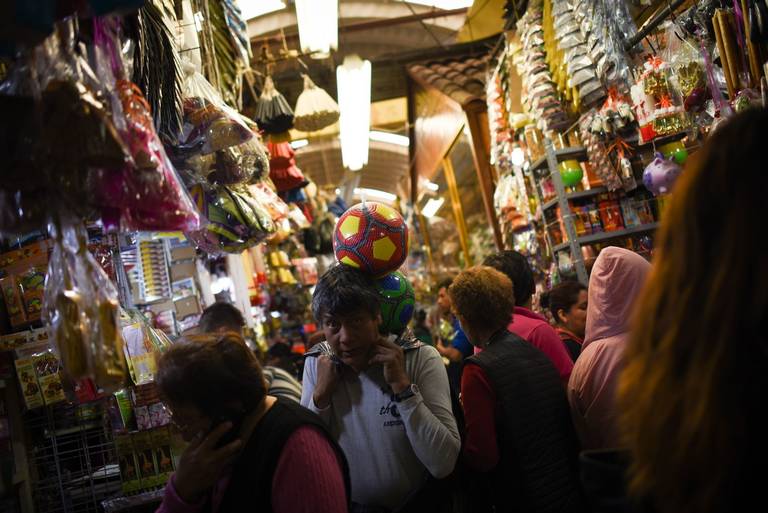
[393,384,419,402]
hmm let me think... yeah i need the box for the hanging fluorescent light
[295,0,338,58]
[425,181,439,192]
[369,131,409,147]
[337,55,372,171]
[239,0,286,20]
[422,198,445,218]
[398,0,473,8]
[354,188,397,203]
[511,147,525,166]
[290,139,309,149]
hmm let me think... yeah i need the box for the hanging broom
[293,74,340,132]
[254,76,294,134]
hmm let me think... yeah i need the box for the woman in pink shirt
[155,333,349,513]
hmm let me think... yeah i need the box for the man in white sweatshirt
[302,264,460,513]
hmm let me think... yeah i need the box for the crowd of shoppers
[154,109,767,513]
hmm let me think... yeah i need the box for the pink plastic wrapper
[97,80,201,232]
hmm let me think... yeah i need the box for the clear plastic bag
[179,63,253,155]
[185,181,277,255]
[43,219,127,393]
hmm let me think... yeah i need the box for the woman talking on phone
[154,332,350,513]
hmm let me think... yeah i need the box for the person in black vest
[449,266,585,513]
[154,332,349,513]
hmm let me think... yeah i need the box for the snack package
[133,431,159,489]
[116,434,142,494]
[152,427,175,485]
[32,347,66,405]
[0,276,27,327]
[14,357,44,409]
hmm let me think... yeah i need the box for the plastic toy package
[0,19,129,236]
[170,64,269,186]
[43,220,127,393]
[185,181,277,255]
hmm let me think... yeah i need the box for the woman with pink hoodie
[567,247,650,450]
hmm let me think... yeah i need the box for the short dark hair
[541,281,587,323]
[198,302,245,333]
[312,264,380,323]
[449,266,515,333]
[483,250,535,306]
[436,278,453,291]
[156,333,266,417]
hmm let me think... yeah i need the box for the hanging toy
[642,152,683,196]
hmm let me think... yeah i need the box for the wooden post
[463,103,504,250]
[442,156,473,267]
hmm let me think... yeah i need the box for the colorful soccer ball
[375,271,415,335]
[333,202,409,276]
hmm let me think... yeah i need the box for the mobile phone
[211,411,246,449]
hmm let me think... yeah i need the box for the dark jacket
[466,330,584,513]
[214,399,350,512]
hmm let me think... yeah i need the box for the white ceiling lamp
[337,55,372,171]
[422,198,445,218]
[511,147,525,166]
[398,0,474,8]
[239,0,286,20]
[353,188,397,203]
[295,0,338,58]
[369,130,409,147]
[425,181,439,192]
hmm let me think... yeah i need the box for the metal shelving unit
[533,138,659,284]
[552,223,660,253]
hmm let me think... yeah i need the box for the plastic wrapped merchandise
[293,74,340,132]
[185,182,277,255]
[178,64,253,154]
[43,221,127,392]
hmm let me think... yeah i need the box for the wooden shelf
[553,222,660,252]
[531,146,588,171]
[541,186,609,211]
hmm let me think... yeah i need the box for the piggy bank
[642,152,682,196]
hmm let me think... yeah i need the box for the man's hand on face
[313,354,341,409]
[369,336,411,394]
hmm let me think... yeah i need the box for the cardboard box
[170,262,195,282]
[170,246,196,262]
[174,296,201,320]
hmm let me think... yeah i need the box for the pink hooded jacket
[567,247,650,450]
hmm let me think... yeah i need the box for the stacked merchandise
[514,0,569,132]
[544,0,605,114]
